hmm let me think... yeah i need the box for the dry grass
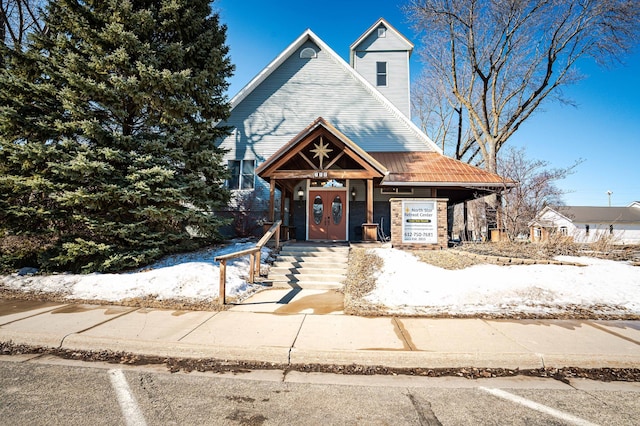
[342,248,385,315]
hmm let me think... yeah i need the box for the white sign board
[402,200,437,244]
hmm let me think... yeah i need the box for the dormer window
[378,27,386,38]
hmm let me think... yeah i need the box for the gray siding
[352,23,412,117]
[217,39,433,163]
[354,24,413,52]
[354,50,410,117]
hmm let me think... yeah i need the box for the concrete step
[269,273,346,283]
[277,250,350,258]
[270,266,347,275]
[267,243,350,290]
[271,260,347,269]
[279,246,349,253]
[270,280,344,290]
[274,256,349,265]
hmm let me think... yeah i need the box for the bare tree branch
[407,0,640,173]
[1,0,45,49]
[498,146,583,239]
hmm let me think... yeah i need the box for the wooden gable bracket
[256,118,387,181]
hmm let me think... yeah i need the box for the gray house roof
[217,28,441,162]
[541,205,640,225]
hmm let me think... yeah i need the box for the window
[227,160,255,190]
[310,179,345,188]
[376,61,387,86]
[378,27,386,38]
[380,187,413,195]
[559,226,568,236]
[300,47,317,59]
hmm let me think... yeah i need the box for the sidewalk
[1,289,639,370]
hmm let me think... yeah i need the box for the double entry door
[308,190,347,240]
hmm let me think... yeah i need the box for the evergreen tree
[0,0,233,273]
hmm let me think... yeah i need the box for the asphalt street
[1,355,639,425]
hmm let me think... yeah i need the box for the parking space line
[108,369,147,426]
[479,387,599,426]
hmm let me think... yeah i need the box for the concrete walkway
[1,289,639,369]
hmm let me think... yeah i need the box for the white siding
[218,39,434,162]
[540,210,640,244]
[571,222,640,244]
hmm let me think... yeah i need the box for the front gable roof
[224,28,441,156]
[256,117,387,180]
[349,17,414,64]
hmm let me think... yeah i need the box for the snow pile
[365,248,640,316]
[2,242,639,317]
[1,241,271,303]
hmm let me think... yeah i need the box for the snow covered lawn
[365,248,640,318]
[0,241,273,305]
[1,243,639,318]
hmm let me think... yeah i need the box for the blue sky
[215,0,640,207]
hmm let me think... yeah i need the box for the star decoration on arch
[310,138,333,169]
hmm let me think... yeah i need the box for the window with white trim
[380,187,413,195]
[300,47,317,59]
[227,160,255,190]
[376,61,387,86]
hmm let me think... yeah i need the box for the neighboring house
[529,203,640,245]
[216,18,513,247]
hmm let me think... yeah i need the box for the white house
[529,203,640,245]
[216,18,513,247]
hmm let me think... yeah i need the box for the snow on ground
[1,243,639,316]
[366,248,640,316]
[0,241,272,303]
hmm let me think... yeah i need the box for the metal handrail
[215,220,282,304]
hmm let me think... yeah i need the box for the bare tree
[407,0,640,173]
[411,74,481,164]
[1,0,45,49]
[498,146,582,240]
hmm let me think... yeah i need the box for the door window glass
[313,196,323,225]
[332,195,343,225]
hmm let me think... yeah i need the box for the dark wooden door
[308,190,347,240]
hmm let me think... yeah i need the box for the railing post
[255,249,262,279]
[249,251,255,283]
[275,224,280,249]
[219,259,226,305]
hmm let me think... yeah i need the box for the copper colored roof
[370,152,514,187]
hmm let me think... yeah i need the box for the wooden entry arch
[255,118,387,240]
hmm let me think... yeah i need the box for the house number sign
[402,200,437,244]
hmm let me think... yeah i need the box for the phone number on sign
[404,232,434,238]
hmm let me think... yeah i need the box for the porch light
[351,187,357,201]
[297,187,304,200]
